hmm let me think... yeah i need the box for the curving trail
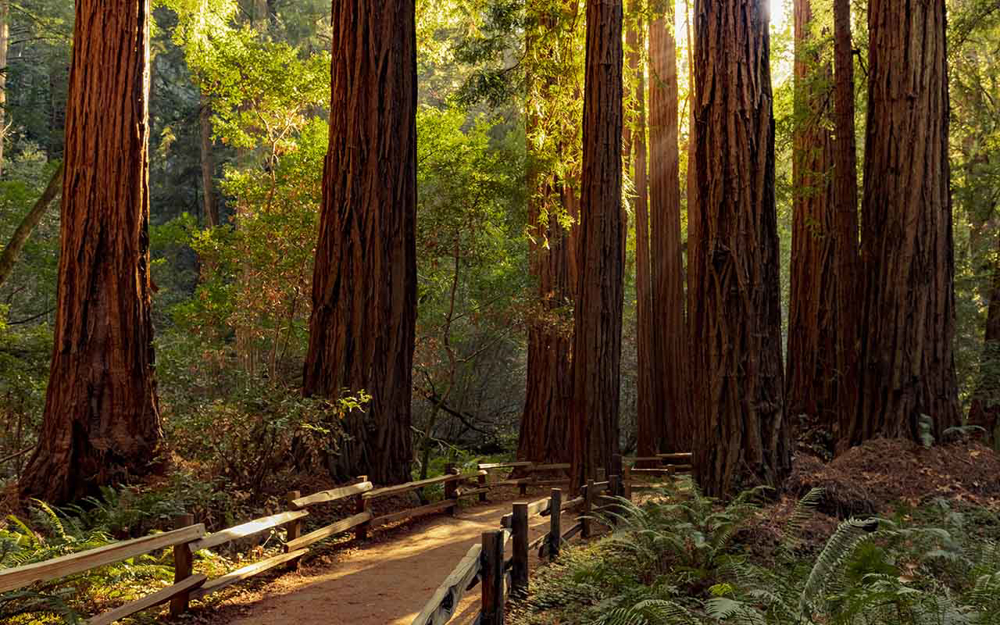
[225,500,552,625]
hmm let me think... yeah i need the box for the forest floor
[190,495,554,625]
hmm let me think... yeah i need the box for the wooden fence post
[512,503,528,595]
[582,480,595,539]
[355,475,370,541]
[622,465,632,501]
[481,530,505,625]
[444,464,458,515]
[169,513,195,617]
[478,466,488,503]
[548,488,561,560]
[612,454,623,481]
[284,491,303,568]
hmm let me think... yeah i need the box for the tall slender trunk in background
[786,0,837,434]
[19,0,162,504]
[0,0,8,175]
[831,0,860,447]
[625,9,656,459]
[648,0,688,453]
[969,227,1000,445]
[200,94,218,227]
[571,0,624,491]
[847,0,959,447]
[688,0,789,497]
[303,0,417,485]
[517,0,579,465]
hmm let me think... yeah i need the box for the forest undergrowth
[511,438,1000,625]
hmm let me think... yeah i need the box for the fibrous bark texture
[571,0,624,490]
[688,0,789,497]
[786,0,838,429]
[303,0,417,485]
[0,0,8,173]
[831,0,861,446]
[19,0,162,504]
[625,13,655,459]
[847,0,959,446]
[648,3,689,453]
[518,1,580,465]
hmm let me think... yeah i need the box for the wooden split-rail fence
[411,452,693,625]
[0,453,690,624]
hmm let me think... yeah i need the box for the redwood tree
[303,0,417,484]
[571,0,624,489]
[688,0,789,496]
[19,0,162,503]
[968,232,1000,444]
[846,0,959,446]
[786,0,837,429]
[625,8,655,459]
[647,1,689,453]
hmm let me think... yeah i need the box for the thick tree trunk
[969,229,1000,444]
[200,94,218,228]
[303,0,417,485]
[831,0,861,446]
[648,3,689,453]
[688,0,789,497]
[786,0,838,433]
[0,163,63,288]
[19,0,162,504]
[571,0,624,491]
[847,0,959,446]
[517,1,579,465]
[625,15,656,459]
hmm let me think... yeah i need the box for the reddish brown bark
[688,0,789,496]
[831,0,861,444]
[571,0,624,490]
[517,1,580,465]
[624,13,656,459]
[303,0,417,485]
[648,3,689,453]
[786,0,839,434]
[19,0,162,504]
[847,0,959,446]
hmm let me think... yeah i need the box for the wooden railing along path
[412,452,692,625]
[0,452,690,623]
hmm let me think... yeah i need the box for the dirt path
[223,500,553,625]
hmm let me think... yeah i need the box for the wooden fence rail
[0,454,688,624]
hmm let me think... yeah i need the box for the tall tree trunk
[847,0,959,446]
[625,10,656,459]
[571,0,624,491]
[200,94,218,227]
[831,0,860,447]
[0,163,63,288]
[648,1,689,453]
[517,1,579,465]
[303,0,417,485]
[19,0,162,504]
[786,0,838,433]
[688,0,789,497]
[968,228,1000,445]
[0,0,8,175]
